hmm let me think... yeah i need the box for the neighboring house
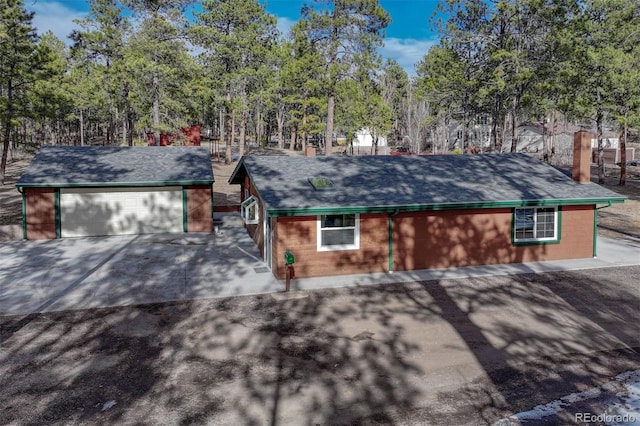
[351,128,388,155]
[506,123,629,164]
[17,146,214,239]
[229,132,625,279]
[447,114,492,150]
[352,128,388,148]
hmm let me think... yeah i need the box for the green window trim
[512,206,562,246]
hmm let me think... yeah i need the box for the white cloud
[380,37,438,76]
[276,16,296,38]
[27,1,87,44]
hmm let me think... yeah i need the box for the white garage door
[60,187,183,237]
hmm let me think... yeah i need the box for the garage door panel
[60,187,183,237]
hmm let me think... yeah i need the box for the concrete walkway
[1,214,638,316]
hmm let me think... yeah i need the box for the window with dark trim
[317,214,359,251]
[514,207,558,242]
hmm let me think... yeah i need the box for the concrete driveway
[1,216,639,317]
[0,216,281,316]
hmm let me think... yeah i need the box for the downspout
[593,201,613,258]
[182,188,188,233]
[388,209,400,273]
[54,189,61,239]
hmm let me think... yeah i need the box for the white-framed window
[241,195,259,225]
[317,214,360,251]
[514,207,558,242]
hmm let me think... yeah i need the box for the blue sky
[26,0,442,75]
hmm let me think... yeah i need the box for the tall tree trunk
[542,117,548,161]
[596,106,605,184]
[550,110,558,161]
[79,109,85,146]
[276,107,284,149]
[226,109,234,165]
[107,112,113,146]
[325,93,335,156]
[255,107,262,148]
[152,61,160,146]
[127,108,134,147]
[301,112,308,152]
[239,111,246,157]
[1,122,11,186]
[619,124,627,186]
[218,108,225,160]
[290,124,297,151]
[374,133,379,156]
[510,97,518,153]
[491,93,500,152]
[1,79,14,185]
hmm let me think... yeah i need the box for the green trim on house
[558,206,563,242]
[21,193,27,240]
[267,197,626,217]
[182,188,188,233]
[593,208,598,257]
[388,214,393,273]
[592,202,615,257]
[54,189,61,239]
[15,180,214,190]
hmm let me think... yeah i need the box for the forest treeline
[1,0,639,184]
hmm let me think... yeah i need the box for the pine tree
[301,0,390,155]
[0,0,39,184]
[192,0,277,163]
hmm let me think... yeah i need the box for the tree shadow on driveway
[1,266,639,425]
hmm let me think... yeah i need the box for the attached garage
[17,146,214,239]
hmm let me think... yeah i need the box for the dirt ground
[1,266,639,425]
[589,164,640,239]
[0,158,29,226]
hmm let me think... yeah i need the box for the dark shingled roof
[17,146,214,188]
[229,153,625,215]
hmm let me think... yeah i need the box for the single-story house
[229,131,625,279]
[17,146,214,239]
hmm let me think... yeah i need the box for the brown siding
[24,188,56,240]
[272,214,389,279]
[186,185,213,232]
[393,206,594,271]
[268,206,595,278]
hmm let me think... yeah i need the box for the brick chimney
[572,131,593,183]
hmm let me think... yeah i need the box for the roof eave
[15,179,214,189]
[266,196,627,217]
